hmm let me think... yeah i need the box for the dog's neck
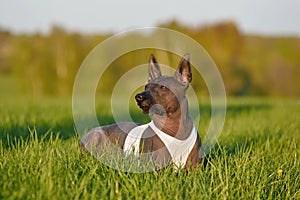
[152,97,193,140]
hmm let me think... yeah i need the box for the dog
[80,53,202,170]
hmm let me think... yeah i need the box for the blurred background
[0,0,300,98]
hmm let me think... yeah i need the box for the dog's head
[135,54,192,116]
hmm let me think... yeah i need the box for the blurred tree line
[0,21,299,97]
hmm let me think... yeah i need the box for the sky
[0,0,300,36]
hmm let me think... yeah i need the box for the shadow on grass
[197,101,272,117]
[0,118,76,147]
[0,101,272,149]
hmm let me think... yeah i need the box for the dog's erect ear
[174,53,192,84]
[148,54,162,81]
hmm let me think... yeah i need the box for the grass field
[0,97,299,199]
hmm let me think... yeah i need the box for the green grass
[0,97,300,199]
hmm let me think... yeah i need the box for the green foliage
[240,36,300,96]
[2,26,107,97]
[0,22,300,97]
[0,97,299,199]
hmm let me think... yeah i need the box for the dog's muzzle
[135,92,151,114]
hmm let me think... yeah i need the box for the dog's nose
[135,93,146,102]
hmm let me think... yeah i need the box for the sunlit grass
[0,97,299,199]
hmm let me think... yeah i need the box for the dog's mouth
[135,92,152,114]
[137,101,167,115]
[137,103,150,114]
[135,92,166,115]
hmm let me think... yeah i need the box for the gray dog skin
[80,54,202,169]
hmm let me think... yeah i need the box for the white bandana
[123,121,197,168]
